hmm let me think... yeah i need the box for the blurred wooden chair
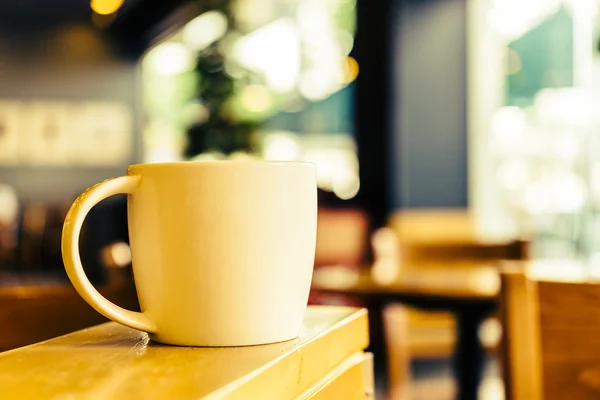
[388,209,527,267]
[383,304,412,400]
[314,208,369,268]
[0,183,19,268]
[383,209,527,399]
[500,267,600,400]
[388,208,478,246]
[385,209,527,357]
[310,207,368,308]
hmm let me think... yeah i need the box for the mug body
[127,161,317,346]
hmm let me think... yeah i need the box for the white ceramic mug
[62,161,317,346]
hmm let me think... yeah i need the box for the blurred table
[312,266,501,400]
[0,271,67,287]
[0,277,139,352]
[0,306,372,400]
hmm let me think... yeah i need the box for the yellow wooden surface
[312,265,500,301]
[387,209,477,244]
[501,266,600,400]
[297,352,374,400]
[500,269,542,400]
[0,306,369,400]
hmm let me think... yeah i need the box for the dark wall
[0,5,140,203]
[389,0,468,208]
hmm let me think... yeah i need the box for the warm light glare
[143,42,195,76]
[591,164,600,201]
[228,151,258,161]
[486,0,562,40]
[490,106,527,154]
[143,123,182,164]
[240,85,273,113]
[181,102,210,126]
[0,184,18,223]
[263,133,301,161]
[90,0,124,15]
[478,377,505,400]
[110,242,132,267]
[552,132,580,161]
[371,228,400,284]
[233,19,300,93]
[303,147,359,199]
[342,56,359,84]
[297,0,332,43]
[296,0,347,99]
[183,11,228,51]
[521,171,587,214]
[522,180,551,214]
[496,159,529,191]
[191,152,227,161]
[333,176,360,200]
[299,68,339,101]
[552,171,587,213]
[337,30,354,55]
[491,107,527,139]
[534,88,595,127]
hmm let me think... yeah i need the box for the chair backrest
[387,209,528,267]
[388,209,477,244]
[315,208,368,267]
[501,269,600,400]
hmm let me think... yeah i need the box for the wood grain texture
[296,352,373,400]
[500,269,542,400]
[501,269,600,400]
[0,306,369,400]
[538,280,600,399]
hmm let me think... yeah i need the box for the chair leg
[383,304,412,400]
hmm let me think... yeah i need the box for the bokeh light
[496,158,530,192]
[263,133,301,161]
[486,0,562,40]
[240,85,273,113]
[342,56,359,85]
[233,19,300,93]
[143,42,195,76]
[490,106,528,154]
[183,11,228,51]
[90,0,124,16]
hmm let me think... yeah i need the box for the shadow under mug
[62,161,317,346]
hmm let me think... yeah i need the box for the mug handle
[62,175,156,333]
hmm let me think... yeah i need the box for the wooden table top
[0,306,369,400]
[312,265,501,304]
[312,260,600,305]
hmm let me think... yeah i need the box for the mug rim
[128,160,315,171]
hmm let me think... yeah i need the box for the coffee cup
[62,161,317,346]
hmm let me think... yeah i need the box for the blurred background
[1,0,600,398]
